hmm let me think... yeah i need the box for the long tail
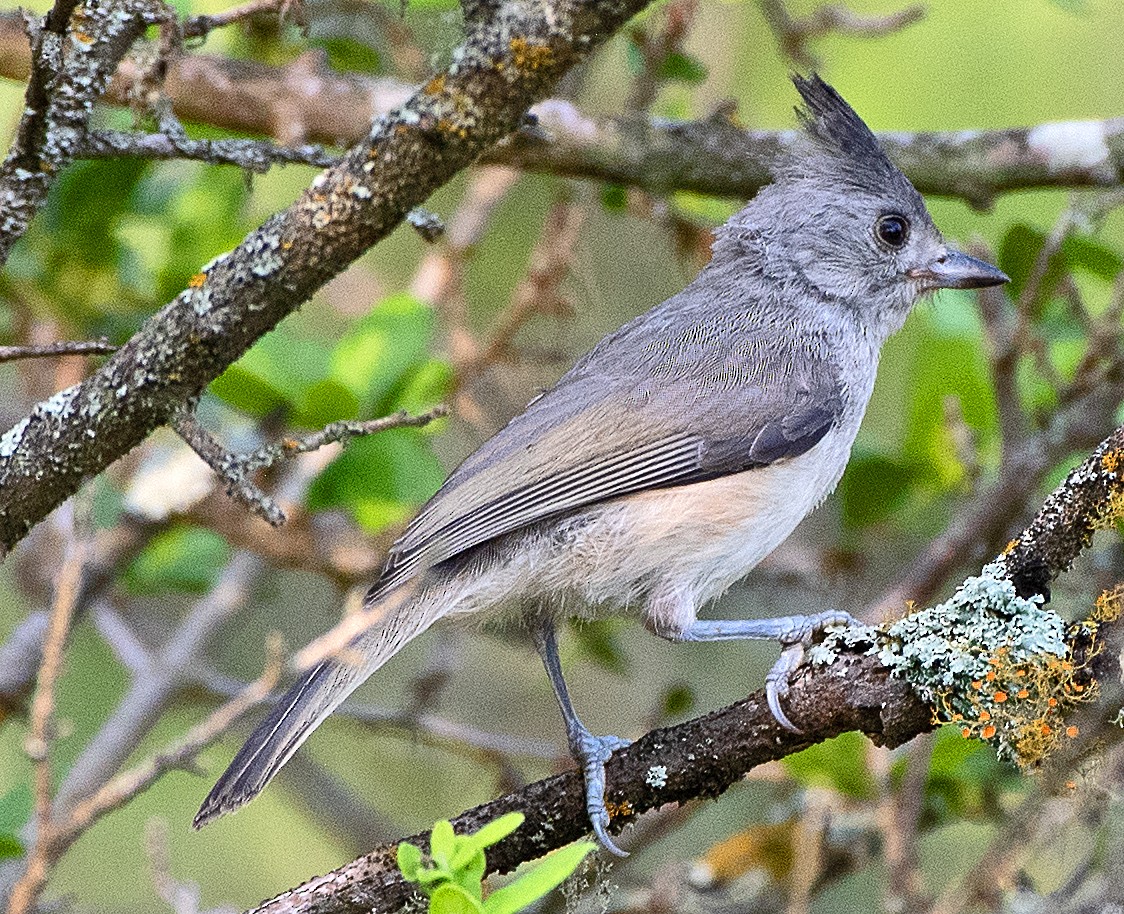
[193,581,434,828]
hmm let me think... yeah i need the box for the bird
[195,74,1009,856]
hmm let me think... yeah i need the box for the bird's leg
[649,587,857,733]
[532,615,630,857]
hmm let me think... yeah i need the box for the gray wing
[371,308,843,599]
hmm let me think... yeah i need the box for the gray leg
[533,616,630,857]
[673,611,858,732]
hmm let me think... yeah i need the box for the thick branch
[0,13,1122,206]
[0,0,151,265]
[245,422,1124,914]
[249,651,930,914]
[0,0,654,555]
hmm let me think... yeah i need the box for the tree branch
[0,12,1122,207]
[0,0,152,265]
[0,0,655,556]
[241,422,1124,914]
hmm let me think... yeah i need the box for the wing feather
[370,301,846,601]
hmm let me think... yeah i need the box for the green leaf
[837,452,919,530]
[1060,234,1123,280]
[330,293,436,414]
[312,37,381,74]
[0,834,23,861]
[659,51,707,84]
[123,526,232,594]
[600,184,628,212]
[211,328,333,421]
[0,787,32,834]
[784,731,875,799]
[429,883,483,914]
[483,842,595,914]
[449,849,486,902]
[430,819,456,869]
[294,378,360,428]
[307,429,445,533]
[398,842,424,882]
[571,619,628,674]
[463,812,524,852]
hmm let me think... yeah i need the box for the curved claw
[574,733,631,857]
[765,659,802,733]
[765,610,861,733]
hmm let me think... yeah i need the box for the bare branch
[174,407,448,527]
[55,634,284,847]
[6,525,88,914]
[0,13,1122,207]
[76,130,337,172]
[0,0,152,265]
[757,0,925,69]
[0,0,655,557]
[0,340,117,363]
[181,0,301,41]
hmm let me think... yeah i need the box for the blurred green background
[1,0,1123,909]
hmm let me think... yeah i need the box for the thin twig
[181,0,299,40]
[0,340,117,363]
[55,635,284,846]
[77,130,337,172]
[6,527,88,914]
[174,406,448,527]
[757,0,925,68]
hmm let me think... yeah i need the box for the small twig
[193,668,560,761]
[624,0,699,113]
[76,130,337,172]
[757,0,925,68]
[456,201,584,384]
[181,0,299,40]
[55,635,284,846]
[0,339,117,363]
[174,406,448,527]
[7,527,88,914]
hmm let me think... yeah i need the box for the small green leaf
[0,786,31,839]
[463,812,524,852]
[330,293,436,414]
[123,526,232,594]
[293,378,360,428]
[430,820,456,869]
[211,328,333,422]
[600,184,628,212]
[0,834,24,861]
[449,849,486,902]
[784,731,875,799]
[430,883,483,914]
[483,842,595,914]
[398,841,424,881]
[659,51,707,84]
[308,429,444,533]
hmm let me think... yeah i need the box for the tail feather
[194,587,435,827]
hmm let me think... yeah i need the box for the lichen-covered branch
[0,12,1121,207]
[242,420,1124,914]
[0,0,654,555]
[0,0,153,265]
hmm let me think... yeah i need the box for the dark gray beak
[907,250,1010,290]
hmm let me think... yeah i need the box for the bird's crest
[778,74,903,191]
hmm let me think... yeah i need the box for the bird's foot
[765,610,859,733]
[569,731,632,857]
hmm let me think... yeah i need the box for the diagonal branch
[0,0,656,557]
[243,423,1124,914]
[0,0,153,265]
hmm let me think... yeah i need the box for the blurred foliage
[0,0,1123,911]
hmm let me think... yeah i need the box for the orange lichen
[188,273,207,288]
[509,36,554,70]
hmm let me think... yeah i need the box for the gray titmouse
[195,75,1008,854]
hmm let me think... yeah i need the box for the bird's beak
[907,250,1010,290]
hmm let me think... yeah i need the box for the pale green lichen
[812,560,1093,766]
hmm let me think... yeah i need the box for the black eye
[875,214,909,249]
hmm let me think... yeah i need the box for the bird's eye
[875,214,909,249]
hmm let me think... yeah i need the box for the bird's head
[715,74,1008,339]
